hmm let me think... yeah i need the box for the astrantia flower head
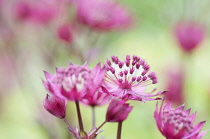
[81,63,110,106]
[175,21,205,53]
[106,99,133,122]
[102,55,164,102]
[154,100,208,139]
[43,63,91,101]
[76,0,131,31]
[43,94,67,119]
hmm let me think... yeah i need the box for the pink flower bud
[57,24,74,43]
[175,21,205,53]
[43,94,67,119]
[106,99,133,122]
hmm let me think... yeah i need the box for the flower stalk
[117,122,123,139]
[92,106,96,128]
[75,100,84,132]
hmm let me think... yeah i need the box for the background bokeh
[0,0,210,138]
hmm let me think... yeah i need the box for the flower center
[162,109,193,134]
[51,65,91,92]
[105,55,157,90]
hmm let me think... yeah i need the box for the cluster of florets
[103,55,164,102]
[154,101,207,139]
[42,55,208,139]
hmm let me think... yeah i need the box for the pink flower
[165,68,184,105]
[81,63,110,106]
[106,99,133,122]
[154,101,208,139]
[57,23,74,43]
[13,0,32,21]
[102,55,164,102]
[43,94,67,119]
[175,21,205,53]
[43,63,91,101]
[30,0,59,25]
[76,0,131,31]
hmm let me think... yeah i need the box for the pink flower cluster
[154,101,207,139]
[42,55,207,138]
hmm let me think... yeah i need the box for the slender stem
[64,118,71,128]
[75,100,84,131]
[64,119,75,139]
[117,122,123,139]
[92,121,106,135]
[92,106,96,128]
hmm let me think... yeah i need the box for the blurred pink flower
[76,0,131,31]
[154,101,208,139]
[175,21,205,53]
[14,0,32,21]
[43,94,67,119]
[102,55,164,102]
[14,0,62,24]
[165,68,184,105]
[30,0,59,25]
[81,63,110,106]
[0,0,3,7]
[43,63,91,101]
[106,99,133,122]
[57,23,74,43]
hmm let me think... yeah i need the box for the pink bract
[102,55,164,102]
[81,63,110,106]
[175,21,205,53]
[43,94,67,119]
[43,63,91,101]
[154,100,208,139]
[76,0,131,31]
[106,99,133,122]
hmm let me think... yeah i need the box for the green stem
[92,106,96,128]
[75,100,84,131]
[117,122,123,139]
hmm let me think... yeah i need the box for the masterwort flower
[43,63,91,101]
[76,0,131,31]
[81,63,110,106]
[102,55,164,102]
[154,101,208,139]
